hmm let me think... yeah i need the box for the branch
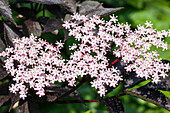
[57,76,91,99]
[53,99,100,104]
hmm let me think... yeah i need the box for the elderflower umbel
[0,35,64,99]
[63,13,170,96]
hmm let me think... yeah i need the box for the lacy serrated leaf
[9,93,20,111]
[26,0,65,5]
[43,18,63,33]
[100,96,124,113]
[125,88,170,111]
[0,0,16,25]
[3,22,21,47]
[23,20,42,37]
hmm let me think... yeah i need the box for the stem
[53,99,100,104]
[43,5,45,17]
[30,3,33,10]
[57,76,91,99]
[53,93,125,104]
[107,58,121,67]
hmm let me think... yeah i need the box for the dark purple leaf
[78,1,102,15]
[0,83,9,95]
[9,93,20,111]
[125,88,170,111]
[63,0,77,13]
[37,16,49,25]
[14,7,36,19]
[0,0,16,25]
[86,7,124,17]
[0,95,10,107]
[42,18,63,33]
[45,5,65,19]
[79,1,123,17]
[113,60,126,74]
[123,71,145,90]
[26,0,65,5]
[64,14,72,21]
[162,60,170,64]
[0,21,3,33]
[23,20,42,37]
[19,101,29,113]
[100,96,124,113]
[19,99,40,113]
[0,67,8,80]
[15,0,30,3]
[142,60,170,90]
[123,60,170,90]
[3,22,21,47]
[27,100,40,113]
[144,76,170,90]
[0,38,6,63]
[0,95,10,108]
[64,29,70,41]
[0,38,5,52]
[45,84,85,104]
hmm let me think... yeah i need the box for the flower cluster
[0,35,64,99]
[0,13,170,99]
[63,13,170,87]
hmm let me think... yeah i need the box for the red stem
[107,58,120,67]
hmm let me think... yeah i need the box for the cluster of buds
[0,13,170,99]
